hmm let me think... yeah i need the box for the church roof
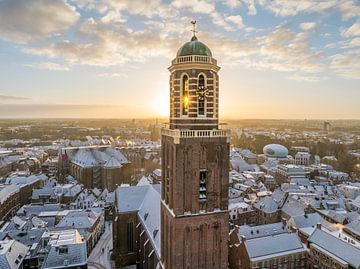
[177,36,212,57]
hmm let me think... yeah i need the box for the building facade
[161,25,230,269]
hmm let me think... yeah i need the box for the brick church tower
[161,22,230,269]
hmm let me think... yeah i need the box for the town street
[88,221,113,269]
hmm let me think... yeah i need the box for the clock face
[196,86,209,100]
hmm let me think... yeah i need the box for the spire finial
[190,20,197,38]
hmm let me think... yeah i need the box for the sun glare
[152,88,169,118]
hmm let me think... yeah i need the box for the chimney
[240,235,246,243]
[316,223,322,230]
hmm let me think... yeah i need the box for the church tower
[161,22,230,269]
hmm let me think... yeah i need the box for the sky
[0,0,359,119]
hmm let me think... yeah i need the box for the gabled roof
[0,239,29,269]
[238,222,286,240]
[244,233,305,261]
[290,212,323,229]
[254,197,279,213]
[309,228,360,268]
[42,229,87,269]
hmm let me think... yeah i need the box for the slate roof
[281,199,307,218]
[290,212,323,229]
[0,239,29,269]
[238,222,286,240]
[244,233,305,261]
[0,185,20,204]
[70,146,129,168]
[6,228,45,247]
[42,229,87,269]
[254,197,279,213]
[116,185,153,212]
[116,184,161,257]
[309,229,360,268]
[344,220,360,236]
[138,184,161,256]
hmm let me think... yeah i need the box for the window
[127,221,134,253]
[59,247,68,254]
[198,75,205,115]
[182,75,189,115]
[199,170,207,202]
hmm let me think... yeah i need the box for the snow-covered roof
[244,233,305,261]
[42,229,87,269]
[238,222,286,240]
[309,228,360,268]
[0,239,29,269]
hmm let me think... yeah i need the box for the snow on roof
[344,220,360,236]
[42,229,87,269]
[0,185,20,204]
[104,156,121,168]
[245,233,305,261]
[254,197,279,213]
[0,239,29,269]
[309,228,360,267]
[138,184,161,257]
[290,212,323,229]
[137,176,151,186]
[238,222,286,240]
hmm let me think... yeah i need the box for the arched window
[198,74,205,115]
[182,75,189,115]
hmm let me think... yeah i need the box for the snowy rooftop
[309,228,360,267]
[244,233,305,261]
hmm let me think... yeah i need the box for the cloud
[224,0,241,8]
[257,0,360,19]
[0,95,30,101]
[342,21,360,37]
[212,26,324,74]
[226,15,244,29]
[300,22,316,31]
[241,0,257,15]
[25,62,71,71]
[0,0,80,43]
[23,17,182,66]
[288,74,328,82]
[330,49,360,79]
[97,72,128,78]
[171,0,215,14]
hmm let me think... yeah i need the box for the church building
[113,22,230,269]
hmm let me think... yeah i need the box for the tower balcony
[171,55,217,66]
[162,128,230,144]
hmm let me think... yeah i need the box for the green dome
[176,36,212,57]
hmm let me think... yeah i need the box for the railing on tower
[172,55,217,65]
[162,128,230,143]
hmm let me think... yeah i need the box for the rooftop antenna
[190,20,198,38]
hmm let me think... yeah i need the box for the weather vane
[190,20,197,37]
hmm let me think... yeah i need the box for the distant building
[229,233,307,269]
[295,152,311,165]
[324,121,331,131]
[59,146,132,191]
[41,229,87,269]
[307,227,360,269]
[0,239,29,269]
[113,184,161,268]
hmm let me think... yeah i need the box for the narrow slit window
[198,75,205,115]
[182,75,189,115]
[127,221,134,253]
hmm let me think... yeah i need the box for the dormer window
[59,246,68,254]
